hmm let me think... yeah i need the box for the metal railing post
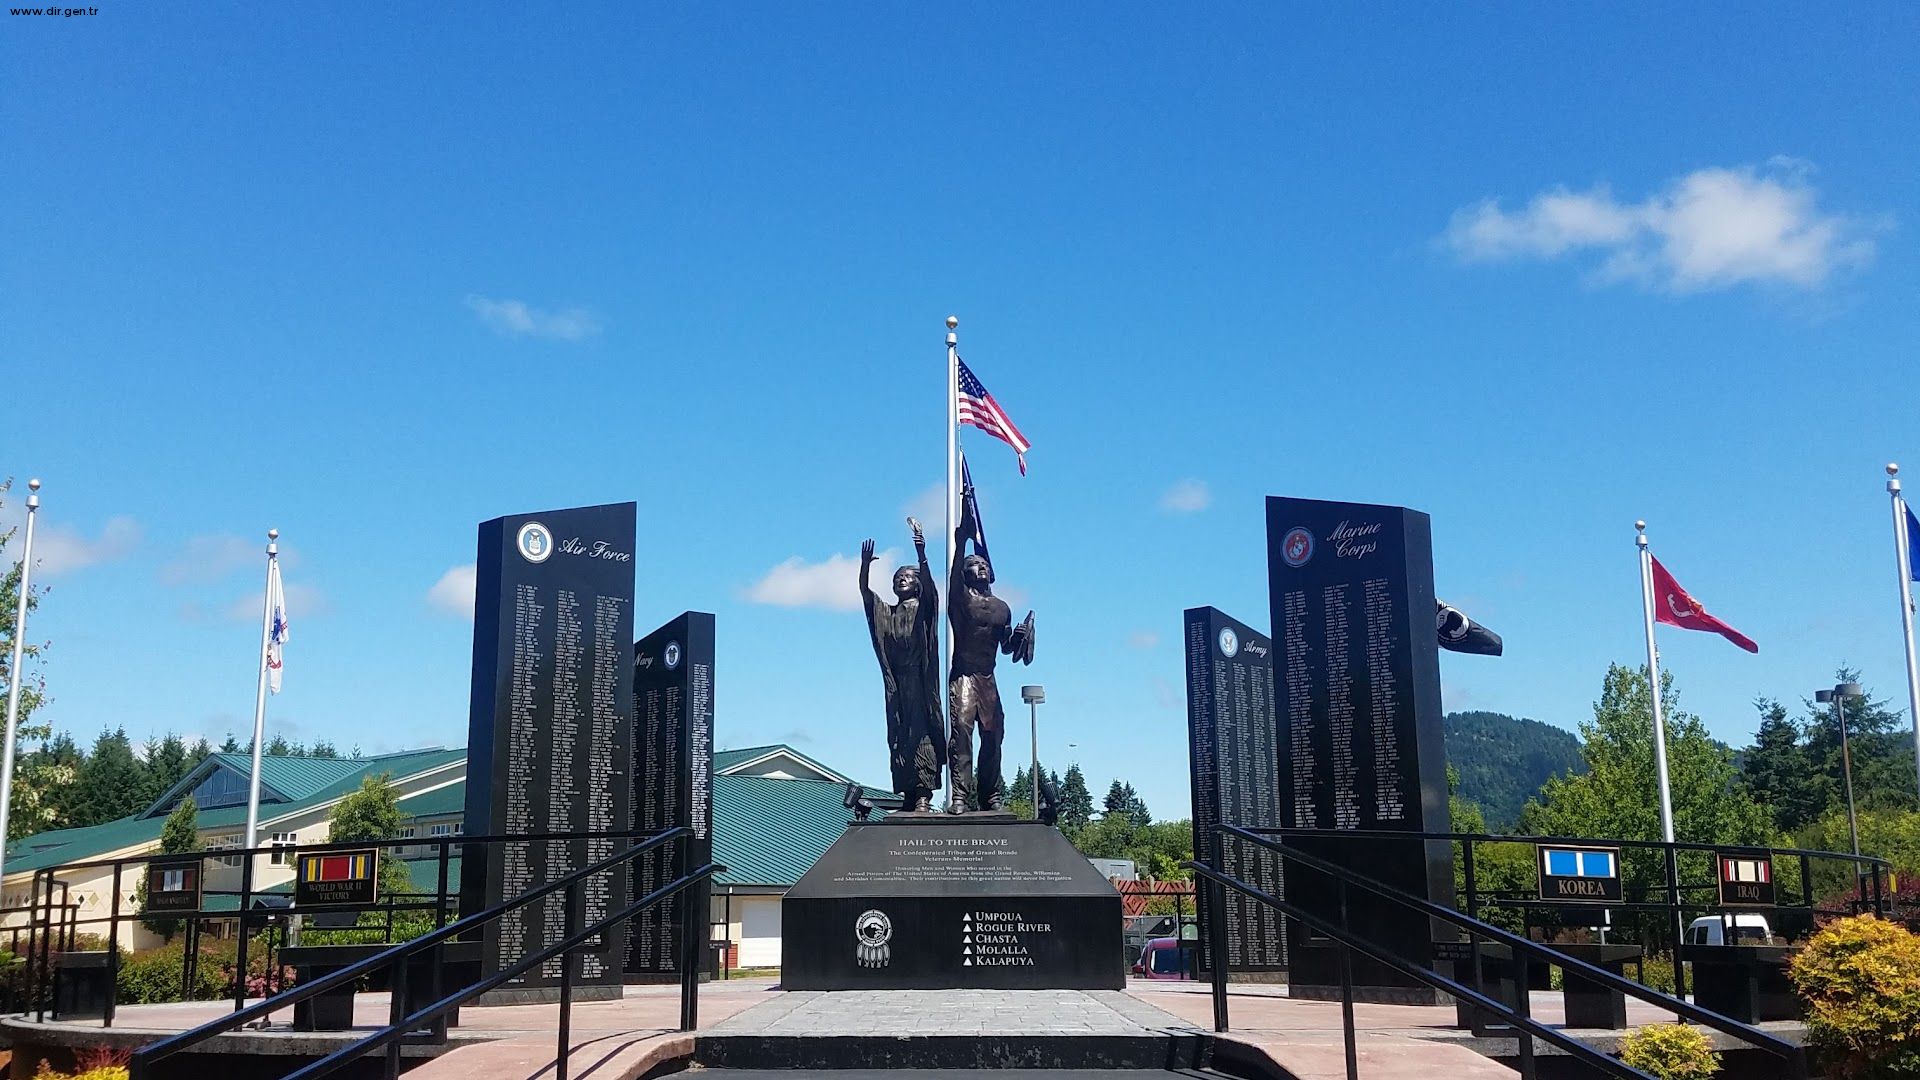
[679,836,700,1031]
[432,840,450,1039]
[1463,840,1486,1012]
[557,878,580,1080]
[1336,878,1357,1080]
[105,862,122,1028]
[385,951,408,1080]
[234,854,255,1013]
[1206,828,1230,1032]
[35,871,51,1022]
[1513,946,1536,1080]
[1664,844,1687,1001]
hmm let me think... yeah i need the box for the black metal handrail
[1194,824,1812,1080]
[128,826,700,1080]
[1188,860,1661,1080]
[277,861,720,1080]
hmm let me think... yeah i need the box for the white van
[1685,914,1775,946]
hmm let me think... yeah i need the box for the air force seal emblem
[516,521,554,564]
[855,909,892,968]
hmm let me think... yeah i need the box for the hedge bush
[1619,1023,1720,1080]
[114,936,288,1005]
[1789,914,1920,1079]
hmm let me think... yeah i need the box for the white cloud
[465,295,601,341]
[1159,479,1211,514]
[216,582,328,623]
[903,483,947,530]
[0,491,141,575]
[426,564,477,618]
[162,534,268,585]
[746,549,900,612]
[1443,161,1879,292]
[1127,630,1160,650]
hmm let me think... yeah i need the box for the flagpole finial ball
[1889,463,1900,477]
[268,529,280,541]
[946,315,959,330]
[1635,520,1646,531]
[26,478,39,492]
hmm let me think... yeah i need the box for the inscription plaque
[783,819,1123,990]
[1184,606,1285,974]
[1267,496,1452,1002]
[625,611,715,979]
[461,502,636,999]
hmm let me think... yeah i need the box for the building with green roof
[2,742,879,966]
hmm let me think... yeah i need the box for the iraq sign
[461,502,636,1000]
[1267,497,1452,1003]
[1717,853,1776,907]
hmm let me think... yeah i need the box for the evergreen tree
[1103,780,1151,826]
[1007,764,1035,820]
[265,735,295,757]
[219,734,241,753]
[328,774,413,900]
[141,733,193,807]
[309,740,339,759]
[1059,765,1094,833]
[138,796,202,940]
[1744,698,1824,832]
[1800,669,1917,814]
[29,732,86,834]
[74,727,147,825]
[1521,664,1772,895]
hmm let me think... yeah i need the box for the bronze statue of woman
[860,519,946,811]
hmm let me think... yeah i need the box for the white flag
[266,559,289,694]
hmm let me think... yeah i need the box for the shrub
[1619,1023,1720,1080]
[1789,915,1920,1079]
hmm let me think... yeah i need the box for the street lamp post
[1021,685,1045,813]
[1815,681,1866,858]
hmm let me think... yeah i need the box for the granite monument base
[782,817,1124,991]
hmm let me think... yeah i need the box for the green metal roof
[395,782,466,818]
[712,774,886,887]
[6,749,467,877]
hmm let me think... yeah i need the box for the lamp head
[1021,685,1046,704]
[1837,681,1864,699]
[1815,689,1832,703]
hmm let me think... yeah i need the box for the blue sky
[5,4,1919,821]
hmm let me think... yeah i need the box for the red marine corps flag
[1650,556,1759,654]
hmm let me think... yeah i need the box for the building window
[207,834,242,868]
[428,822,460,838]
[268,832,298,866]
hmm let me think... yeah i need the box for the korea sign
[144,855,203,914]
[295,848,381,908]
[1536,845,1624,903]
[1716,853,1776,907]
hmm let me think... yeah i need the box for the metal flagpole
[0,479,43,886]
[1888,464,1920,801]
[945,316,960,806]
[243,529,279,855]
[1636,521,1677,845]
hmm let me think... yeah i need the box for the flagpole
[1637,521,1677,845]
[945,321,959,652]
[0,479,43,886]
[1889,463,1920,801]
[243,528,279,855]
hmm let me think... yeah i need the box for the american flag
[956,358,1030,475]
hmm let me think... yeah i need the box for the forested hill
[1444,711,1584,831]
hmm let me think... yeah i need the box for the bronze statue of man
[947,485,1034,813]
[860,520,945,811]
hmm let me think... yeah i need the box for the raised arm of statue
[908,518,937,622]
[859,538,878,612]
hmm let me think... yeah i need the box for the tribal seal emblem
[516,521,554,564]
[854,909,892,968]
[1281,526,1314,568]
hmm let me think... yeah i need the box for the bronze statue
[947,485,1034,813]
[860,520,945,811]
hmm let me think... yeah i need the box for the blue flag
[1908,505,1920,581]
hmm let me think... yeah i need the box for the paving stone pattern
[709,989,1192,1037]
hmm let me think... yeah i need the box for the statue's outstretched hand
[861,538,876,563]
[907,518,925,553]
